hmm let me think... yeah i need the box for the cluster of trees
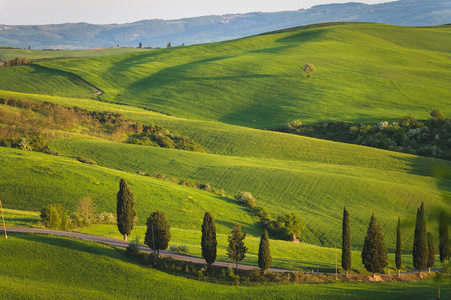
[0,57,29,68]
[0,97,204,153]
[341,203,449,278]
[235,192,305,241]
[285,109,451,160]
[40,198,116,230]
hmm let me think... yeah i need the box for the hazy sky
[1,0,393,25]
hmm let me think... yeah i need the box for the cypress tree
[258,229,272,274]
[395,216,402,277]
[201,212,217,270]
[116,178,136,241]
[439,210,450,264]
[144,211,171,256]
[227,223,248,272]
[342,206,351,278]
[413,202,428,275]
[426,232,435,273]
[361,214,388,277]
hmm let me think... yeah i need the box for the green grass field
[23,23,450,129]
[0,23,450,297]
[1,234,448,299]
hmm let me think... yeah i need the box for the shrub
[234,192,257,208]
[169,245,190,254]
[126,236,142,257]
[40,204,70,230]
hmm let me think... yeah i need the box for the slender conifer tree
[144,211,171,256]
[201,212,217,270]
[258,229,272,274]
[413,202,428,276]
[439,210,450,264]
[342,206,351,278]
[361,214,388,277]
[116,178,136,241]
[395,216,402,277]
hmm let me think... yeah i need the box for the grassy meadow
[23,23,450,128]
[1,233,449,299]
[0,22,450,297]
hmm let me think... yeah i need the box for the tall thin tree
[201,212,217,271]
[439,210,450,264]
[395,216,402,277]
[227,223,248,272]
[361,214,388,277]
[116,178,136,241]
[427,232,435,273]
[258,229,272,274]
[144,211,171,256]
[342,206,351,278]
[413,202,428,276]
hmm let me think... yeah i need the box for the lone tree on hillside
[342,207,352,278]
[167,42,172,48]
[301,63,316,78]
[413,202,428,276]
[116,178,136,241]
[227,223,248,272]
[139,42,142,48]
[201,212,217,271]
[258,229,272,274]
[427,232,436,273]
[144,211,171,256]
[396,216,402,277]
[439,210,450,264]
[361,214,388,277]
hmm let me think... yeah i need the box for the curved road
[5,227,291,273]
[4,227,442,275]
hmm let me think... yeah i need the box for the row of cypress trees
[342,202,450,277]
[116,179,449,275]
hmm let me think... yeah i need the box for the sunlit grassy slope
[2,234,448,300]
[24,23,450,128]
[50,136,450,250]
[0,147,258,236]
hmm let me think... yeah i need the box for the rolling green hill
[23,23,449,129]
[0,22,450,285]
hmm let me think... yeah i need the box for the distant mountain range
[0,0,449,50]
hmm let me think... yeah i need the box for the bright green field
[1,234,448,300]
[19,23,449,128]
[49,136,450,249]
[0,47,147,60]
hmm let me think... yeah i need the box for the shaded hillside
[0,0,450,49]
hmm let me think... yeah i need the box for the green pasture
[50,137,450,249]
[0,47,147,60]
[22,23,450,128]
[0,234,449,299]
[0,147,259,236]
[0,64,95,97]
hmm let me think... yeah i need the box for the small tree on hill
[342,207,351,278]
[361,214,388,277]
[227,223,248,272]
[167,42,172,48]
[201,212,217,271]
[234,192,256,208]
[116,178,136,241]
[301,63,316,78]
[258,229,272,274]
[139,42,142,48]
[144,211,171,256]
[413,202,428,276]
[427,232,436,273]
[396,216,402,277]
[269,213,305,241]
[439,210,450,264]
